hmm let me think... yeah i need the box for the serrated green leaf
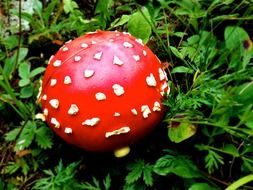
[5,128,20,142]
[143,165,153,186]
[43,169,54,176]
[187,35,200,45]
[128,8,151,43]
[4,162,20,174]
[95,0,113,14]
[170,46,184,59]
[204,150,224,174]
[14,121,36,151]
[103,174,111,190]
[154,155,200,178]
[33,160,80,190]
[92,177,100,188]
[35,127,53,149]
[125,160,154,187]
[125,161,144,184]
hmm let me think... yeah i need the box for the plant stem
[225,174,253,190]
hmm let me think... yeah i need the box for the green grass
[1,0,253,189]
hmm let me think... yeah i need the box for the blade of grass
[0,66,30,120]
[225,174,253,190]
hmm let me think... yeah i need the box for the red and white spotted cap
[38,30,169,156]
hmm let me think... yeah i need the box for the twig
[205,173,230,186]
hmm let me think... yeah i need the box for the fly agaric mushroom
[38,30,169,157]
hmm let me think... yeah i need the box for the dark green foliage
[125,159,154,187]
[154,152,201,178]
[1,0,253,189]
[33,160,81,190]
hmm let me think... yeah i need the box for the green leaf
[20,85,33,98]
[143,165,153,186]
[3,35,19,50]
[224,26,252,70]
[128,8,151,43]
[103,174,111,190]
[80,180,101,190]
[5,128,20,142]
[170,46,184,59]
[236,82,253,106]
[242,158,253,173]
[19,78,30,87]
[29,67,45,78]
[32,0,43,15]
[18,62,31,78]
[35,127,53,149]
[174,0,206,18]
[33,160,80,190]
[225,26,249,50]
[94,0,113,29]
[154,155,200,178]
[43,0,58,23]
[173,32,186,38]
[171,66,194,74]
[223,144,240,157]
[4,162,20,174]
[111,15,130,28]
[204,150,224,174]
[125,160,144,184]
[189,183,216,190]
[95,0,113,14]
[14,121,36,151]
[125,159,154,187]
[16,48,29,63]
[63,0,78,13]
[168,121,197,143]
[4,48,28,78]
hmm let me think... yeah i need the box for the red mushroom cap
[40,30,169,152]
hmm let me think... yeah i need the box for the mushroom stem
[114,146,130,158]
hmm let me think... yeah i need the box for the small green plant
[33,160,80,190]
[5,120,53,152]
[18,61,45,99]
[80,175,111,190]
[124,159,154,188]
